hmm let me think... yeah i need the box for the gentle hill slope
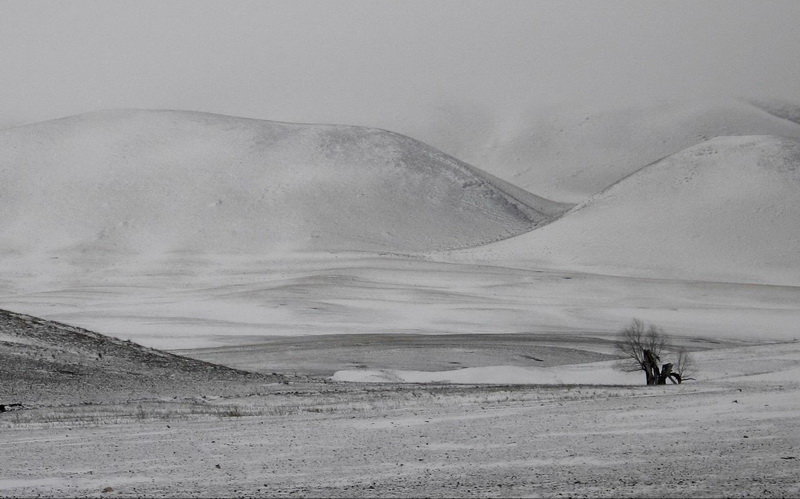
[0,110,569,258]
[418,99,800,203]
[453,136,800,285]
[0,308,272,404]
[753,99,800,125]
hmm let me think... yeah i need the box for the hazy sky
[1,0,799,130]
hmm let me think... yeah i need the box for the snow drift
[0,110,568,257]
[455,136,800,286]
[331,362,640,385]
[332,341,800,386]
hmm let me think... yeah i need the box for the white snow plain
[2,104,800,497]
[1,106,799,360]
[332,341,800,385]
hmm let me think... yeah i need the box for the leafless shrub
[615,319,691,385]
[674,349,695,382]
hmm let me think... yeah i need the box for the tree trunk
[643,349,661,385]
[657,362,673,385]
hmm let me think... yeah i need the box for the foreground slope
[0,110,567,258]
[0,308,272,404]
[419,98,800,202]
[455,136,800,285]
[4,339,800,497]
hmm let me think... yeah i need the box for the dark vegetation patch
[0,309,284,406]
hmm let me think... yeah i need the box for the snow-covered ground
[332,341,800,385]
[2,104,800,497]
[2,108,799,351]
[2,340,798,497]
[332,362,641,385]
[2,253,798,351]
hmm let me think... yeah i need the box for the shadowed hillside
[0,309,277,405]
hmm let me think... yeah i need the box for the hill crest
[0,109,569,257]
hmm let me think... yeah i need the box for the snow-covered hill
[0,110,568,258]
[417,99,800,203]
[454,136,800,285]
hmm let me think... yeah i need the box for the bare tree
[615,319,691,385]
[673,349,695,383]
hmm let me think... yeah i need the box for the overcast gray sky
[1,0,799,130]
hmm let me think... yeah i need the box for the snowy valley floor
[2,340,800,497]
[2,254,800,496]
[2,253,799,350]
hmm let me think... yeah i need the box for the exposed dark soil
[0,309,283,405]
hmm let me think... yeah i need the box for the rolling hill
[0,110,569,258]
[415,98,800,203]
[454,135,800,286]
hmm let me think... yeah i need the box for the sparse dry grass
[1,401,257,427]
[0,383,647,428]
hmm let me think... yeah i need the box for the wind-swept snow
[332,341,800,386]
[454,136,800,286]
[420,99,800,202]
[0,110,566,257]
[3,110,800,350]
[332,362,639,385]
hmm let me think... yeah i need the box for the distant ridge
[751,99,800,126]
[420,98,800,203]
[455,135,800,286]
[0,109,569,258]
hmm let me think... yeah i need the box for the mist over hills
[0,110,567,257]
[414,98,800,203]
[457,135,800,285]
[2,105,800,288]
[1,105,799,348]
